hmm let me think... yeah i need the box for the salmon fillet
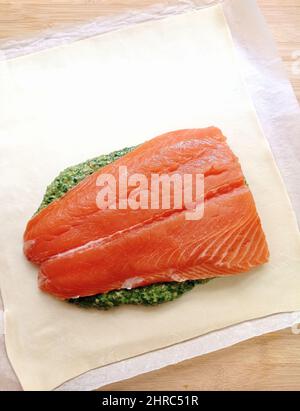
[24,127,269,299]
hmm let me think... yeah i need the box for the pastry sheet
[0,3,300,390]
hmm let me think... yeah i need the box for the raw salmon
[24,127,269,299]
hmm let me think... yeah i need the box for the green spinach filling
[38,146,210,309]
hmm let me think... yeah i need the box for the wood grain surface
[0,0,299,391]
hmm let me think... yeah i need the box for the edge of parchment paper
[0,0,223,60]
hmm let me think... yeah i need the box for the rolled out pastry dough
[0,4,299,390]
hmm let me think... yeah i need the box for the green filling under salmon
[38,146,211,309]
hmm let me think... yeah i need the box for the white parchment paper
[0,0,299,391]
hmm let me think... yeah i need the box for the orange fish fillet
[24,127,269,299]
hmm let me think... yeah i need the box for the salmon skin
[24,128,269,299]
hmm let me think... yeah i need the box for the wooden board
[0,0,299,391]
